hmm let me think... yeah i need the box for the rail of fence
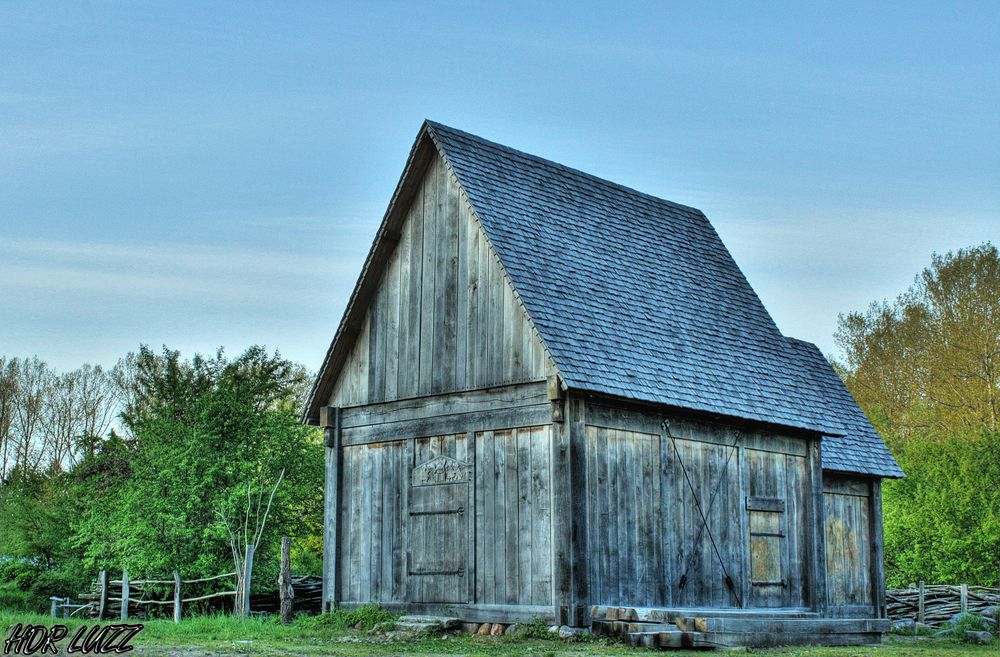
[51,537,321,622]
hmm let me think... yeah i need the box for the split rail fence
[52,537,321,622]
[887,582,1000,626]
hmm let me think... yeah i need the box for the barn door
[407,435,472,604]
[744,447,809,608]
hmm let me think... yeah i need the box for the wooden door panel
[745,449,808,608]
[407,436,472,604]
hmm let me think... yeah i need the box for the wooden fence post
[120,569,129,621]
[918,580,925,623]
[97,571,108,620]
[49,597,60,617]
[241,544,254,617]
[960,583,968,614]
[173,571,182,623]
[279,536,294,623]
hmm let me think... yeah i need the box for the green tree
[835,242,1000,585]
[73,346,323,584]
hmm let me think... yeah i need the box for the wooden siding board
[328,153,554,408]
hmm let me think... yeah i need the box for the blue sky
[2,2,997,373]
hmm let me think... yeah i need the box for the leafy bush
[515,619,555,639]
[297,604,397,631]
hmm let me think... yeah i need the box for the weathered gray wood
[341,405,551,447]
[242,543,254,616]
[279,537,293,623]
[918,580,926,623]
[823,474,874,612]
[567,396,589,625]
[173,570,182,623]
[418,159,437,396]
[306,132,437,421]
[340,382,548,429]
[551,412,571,623]
[321,408,343,610]
[326,152,555,410]
[807,437,826,614]
[97,570,108,620]
[587,403,809,456]
[870,479,886,618]
[120,568,129,621]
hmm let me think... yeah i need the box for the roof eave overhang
[302,121,440,425]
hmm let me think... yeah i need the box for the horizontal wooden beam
[341,404,551,446]
[339,381,548,429]
[586,403,809,456]
[338,601,555,623]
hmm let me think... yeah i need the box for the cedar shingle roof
[426,120,902,478]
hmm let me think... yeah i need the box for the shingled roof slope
[783,338,903,477]
[427,121,841,435]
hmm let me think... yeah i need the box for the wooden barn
[303,121,904,648]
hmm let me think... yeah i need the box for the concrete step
[395,615,460,632]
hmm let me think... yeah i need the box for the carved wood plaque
[411,455,470,486]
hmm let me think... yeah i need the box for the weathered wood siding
[329,154,554,407]
[823,475,874,614]
[335,422,553,608]
[474,425,553,607]
[583,405,814,610]
[744,448,810,608]
[337,439,408,604]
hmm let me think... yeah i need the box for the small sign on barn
[304,121,903,648]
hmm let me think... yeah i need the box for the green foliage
[515,619,556,639]
[836,243,1000,586]
[72,346,323,585]
[0,344,323,614]
[298,604,398,631]
[884,431,1000,586]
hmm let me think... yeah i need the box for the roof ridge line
[425,120,705,217]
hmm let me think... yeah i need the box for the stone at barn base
[394,615,460,633]
[964,631,993,644]
[558,625,589,639]
[504,623,522,636]
[891,619,916,632]
[490,623,505,636]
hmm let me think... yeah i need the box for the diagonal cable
[662,419,744,608]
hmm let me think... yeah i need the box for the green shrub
[297,604,396,631]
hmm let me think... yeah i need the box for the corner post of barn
[321,405,343,612]
[870,478,886,618]
[550,377,571,625]
[807,435,828,615]
[560,390,589,626]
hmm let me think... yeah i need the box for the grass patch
[0,611,997,656]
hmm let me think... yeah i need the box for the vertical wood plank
[173,570,182,623]
[120,569,129,621]
[567,395,589,625]
[97,570,108,621]
[418,163,437,396]
[870,479,886,618]
[807,437,827,614]
[504,428,520,604]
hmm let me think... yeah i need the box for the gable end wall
[329,154,555,407]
